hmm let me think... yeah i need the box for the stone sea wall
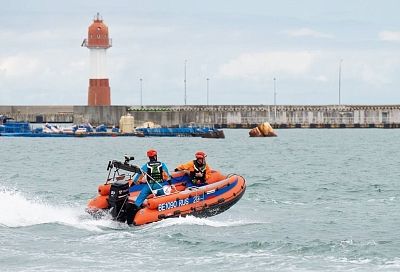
[1,105,400,128]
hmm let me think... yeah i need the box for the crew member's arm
[133,164,148,183]
[161,162,171,181]
[205,164,212,181]
[175,161,194,172]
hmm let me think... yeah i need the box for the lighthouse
[82,13,112,106]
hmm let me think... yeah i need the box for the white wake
[0,186,113,231]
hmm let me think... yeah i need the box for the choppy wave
[2,129,400,271]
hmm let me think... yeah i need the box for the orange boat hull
[87,171,246,226]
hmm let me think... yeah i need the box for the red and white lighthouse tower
[82,13,112,106]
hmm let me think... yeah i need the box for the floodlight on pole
[273,77,277,123]
[184,59,187,105]
[206,78,210,106]
[140,78,143,107]
[338,59,343,105]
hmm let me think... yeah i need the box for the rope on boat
[138,168,177,196]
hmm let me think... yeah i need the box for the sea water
[1,129,400,272]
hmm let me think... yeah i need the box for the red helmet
[195,151,206,159]
[147,149,157,157]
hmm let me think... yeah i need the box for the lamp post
[338,59,343,105]
[184,59,187,105]
[273,77,277,123]
[140,78,143,107]
[206,78,210,106]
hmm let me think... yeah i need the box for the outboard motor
[109,180,130,222]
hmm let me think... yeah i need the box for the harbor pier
[1,105,400,128]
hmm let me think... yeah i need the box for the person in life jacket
[174,151,211,187]
[126,149,170,225]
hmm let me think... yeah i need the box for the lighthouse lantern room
[82,13,112,106]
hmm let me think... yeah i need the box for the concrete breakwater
[1,105,400,128]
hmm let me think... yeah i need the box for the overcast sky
[0,0,399,105]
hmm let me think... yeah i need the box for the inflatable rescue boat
[87,156,246,225]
